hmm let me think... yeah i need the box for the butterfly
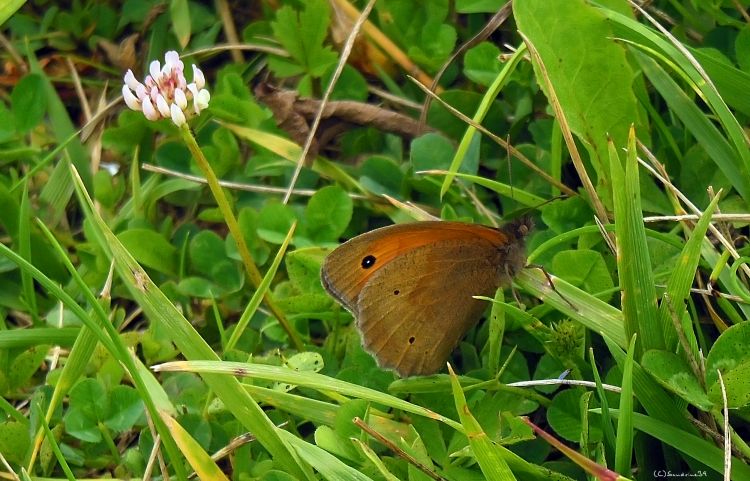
[321,217,532,377]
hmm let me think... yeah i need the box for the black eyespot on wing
[393,289,400,295]
[361,255,376,269]
[408,336,415,344]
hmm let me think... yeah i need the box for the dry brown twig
[255,84,431,162]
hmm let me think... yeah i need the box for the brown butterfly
[320,217,532,377]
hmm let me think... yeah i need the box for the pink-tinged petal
[192,65,205,89]
[164,51,179,67]
[149,60,162,82]
[186,83,198,98]
[156,94,171,117]
[164,51,184,71]
[170,103,186,126]
[174,88,188,109]
[122,84,141,110]
[142,97,160,121]
[124,70,143,91]
[135,83,147,100]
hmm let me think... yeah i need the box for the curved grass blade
[601,410,750,480]
[658,189,721,351]
[589,348,617,456]
[633,49,748,200]
[352,438,401,481]
[420,170,546,207]
[9,218,184,475]
[18,183,39,325]
[279,429,375,481]
[448,365,516,481]
[603,336,694,433]
[514,268,627,348]
[0,327,80,349]
[225,221,296,351]
[153,360,463,431]
[439,45,527,198]
[160,411,230,481]
[69,166,314,480]
[245,385,338,427]
[598,6,750,190]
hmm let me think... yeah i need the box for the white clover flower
[122,51,210,126]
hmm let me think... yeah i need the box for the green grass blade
[603,335,694,433]
[0,327,79,349]
[588,348,616,455]
[352,438,401,481]
[226,221,296,351]
[602,410,750,480]
[691,48,750,117]
[421,170,546,207]
[487,289,505,375]
[600,6,750,192]
[439,44,527,197]
[0,244,116,354]
[27,326,97,470]
[658,191,721,351]
[279,429,375,481]
[632,49,749,200]
[25,49,91,218]
[245,385,338,427]
[31,218,188,479]
[31,403,76,481]
[154,360,462,431]
[18,183,39,325]
[515,268,627,348]
[160,411,230,481]
[223,124,363,194]
[69,166,314,480]
[0,0,24,25]
[610,129,662,352]
[615,335,636,475]
[448,366,516,481]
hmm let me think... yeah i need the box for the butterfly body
[321,217,532,377]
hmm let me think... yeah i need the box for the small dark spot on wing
[361,255,376,269]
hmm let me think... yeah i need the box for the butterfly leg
[525,264,577,311]
[505,265,525,309]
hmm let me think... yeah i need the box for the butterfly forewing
[355,240,503,376]
[321,221,511,312]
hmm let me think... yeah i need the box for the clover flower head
[122,51,211,126]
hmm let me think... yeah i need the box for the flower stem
[179,125,304,351]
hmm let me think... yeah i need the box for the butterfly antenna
[525,264,577,311]
[506,134,514,202]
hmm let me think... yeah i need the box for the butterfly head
[503,215,534,240]
[494,215,533,282]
